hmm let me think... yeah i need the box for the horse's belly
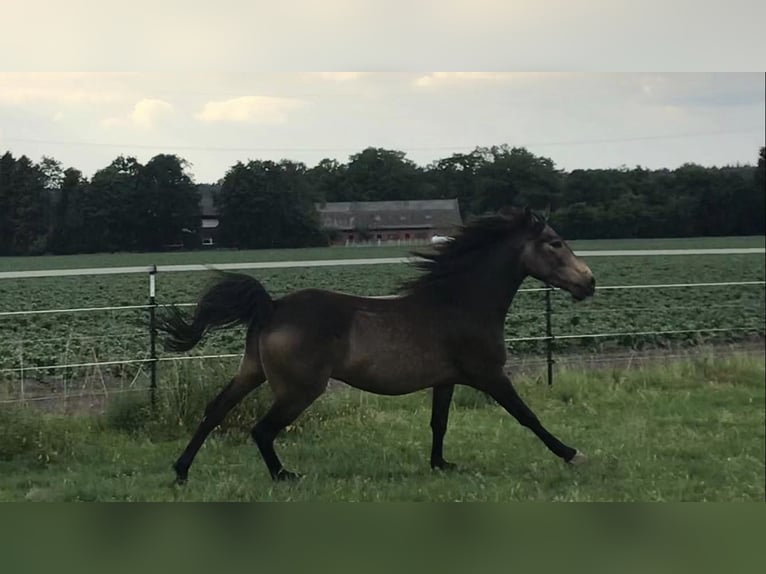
[333,367,445,395]
[331,310,455,394]
[334,341,453,395]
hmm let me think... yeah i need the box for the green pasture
[0,353,762,501]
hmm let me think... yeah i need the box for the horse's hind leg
[476,374,583,464]
[173,359,265,484]
[430,384,457,470]
[251,381,326,481]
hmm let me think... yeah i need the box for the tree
[136,154,200,250]
[344,147,425,202]
[424,151,484,216]
[0,153,48,254]
[65,154,200,253]
[49,168,88,254]
[82,156,143,251]
[472,146,562,214]
[748,147,766,234]
[307,158,349,203]
[550,202,602,239]
[217,160,325,249]
[0,152,16,254]
[0,144,763,253]
[39,156,64,192]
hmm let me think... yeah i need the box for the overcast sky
[1,72,763,183]
[1,1,764,182]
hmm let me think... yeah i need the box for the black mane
[400,207,544,294]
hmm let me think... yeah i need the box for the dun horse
[159,208,596,484]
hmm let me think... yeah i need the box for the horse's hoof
[274,469,303,482]
[567,450,588,466]
[172,462,188,485]
[431,460,458,472]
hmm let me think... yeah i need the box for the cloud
[311,72,368,82]
[195,96,306,124]
[631,73,765,109]
[101,98,174,129]
[412,72,559,88]
[130,98,174,128]
[0,73,138,108]
[99,117,122,129]
[0,87,121,106]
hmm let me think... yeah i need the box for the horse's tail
[157,271,274,353]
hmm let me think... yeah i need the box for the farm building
[316,199,462,245]
[198,184,220,246]
[195,189,463,247]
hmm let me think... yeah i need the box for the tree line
[0,153,200,255]
[0,145,763,255]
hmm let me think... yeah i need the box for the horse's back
[261,288,401,357]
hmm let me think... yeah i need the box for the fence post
[18,341,25,404]
[149,265,158,408]
[545,285,554,386]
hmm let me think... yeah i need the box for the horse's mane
[400,207,545,294]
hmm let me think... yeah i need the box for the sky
[0,2,764,183]
[1,73,762,183]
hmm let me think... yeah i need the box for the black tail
[157,272,274,352]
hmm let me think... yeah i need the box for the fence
[1,250,764,404]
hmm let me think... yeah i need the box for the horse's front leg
[473,374,586,465]
[430,384,457,470]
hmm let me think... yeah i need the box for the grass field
[0,353,762,501]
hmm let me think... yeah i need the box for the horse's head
[518,209,595,301]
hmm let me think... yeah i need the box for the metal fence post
[149,265,158,408]
[545,285,554,386]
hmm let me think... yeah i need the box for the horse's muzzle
[570,276,596,301]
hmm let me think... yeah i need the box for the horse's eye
[550,240,563,249]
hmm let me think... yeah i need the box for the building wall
[200,217,219,246]
[331,227,453,245]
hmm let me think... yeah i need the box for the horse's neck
[409,241,526,321]
[481,268,525,318]
[451,253,525,320]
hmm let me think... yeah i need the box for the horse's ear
[526,207,545,234]
[520,206,534,225]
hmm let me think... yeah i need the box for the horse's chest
[445,323,507,375]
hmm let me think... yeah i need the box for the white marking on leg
[568,450,588,465]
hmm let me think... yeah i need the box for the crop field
[0,237,764,401]
[0,353,763,501]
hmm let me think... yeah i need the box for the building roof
[316,199,462,231]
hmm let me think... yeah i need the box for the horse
[158,207,596,484]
